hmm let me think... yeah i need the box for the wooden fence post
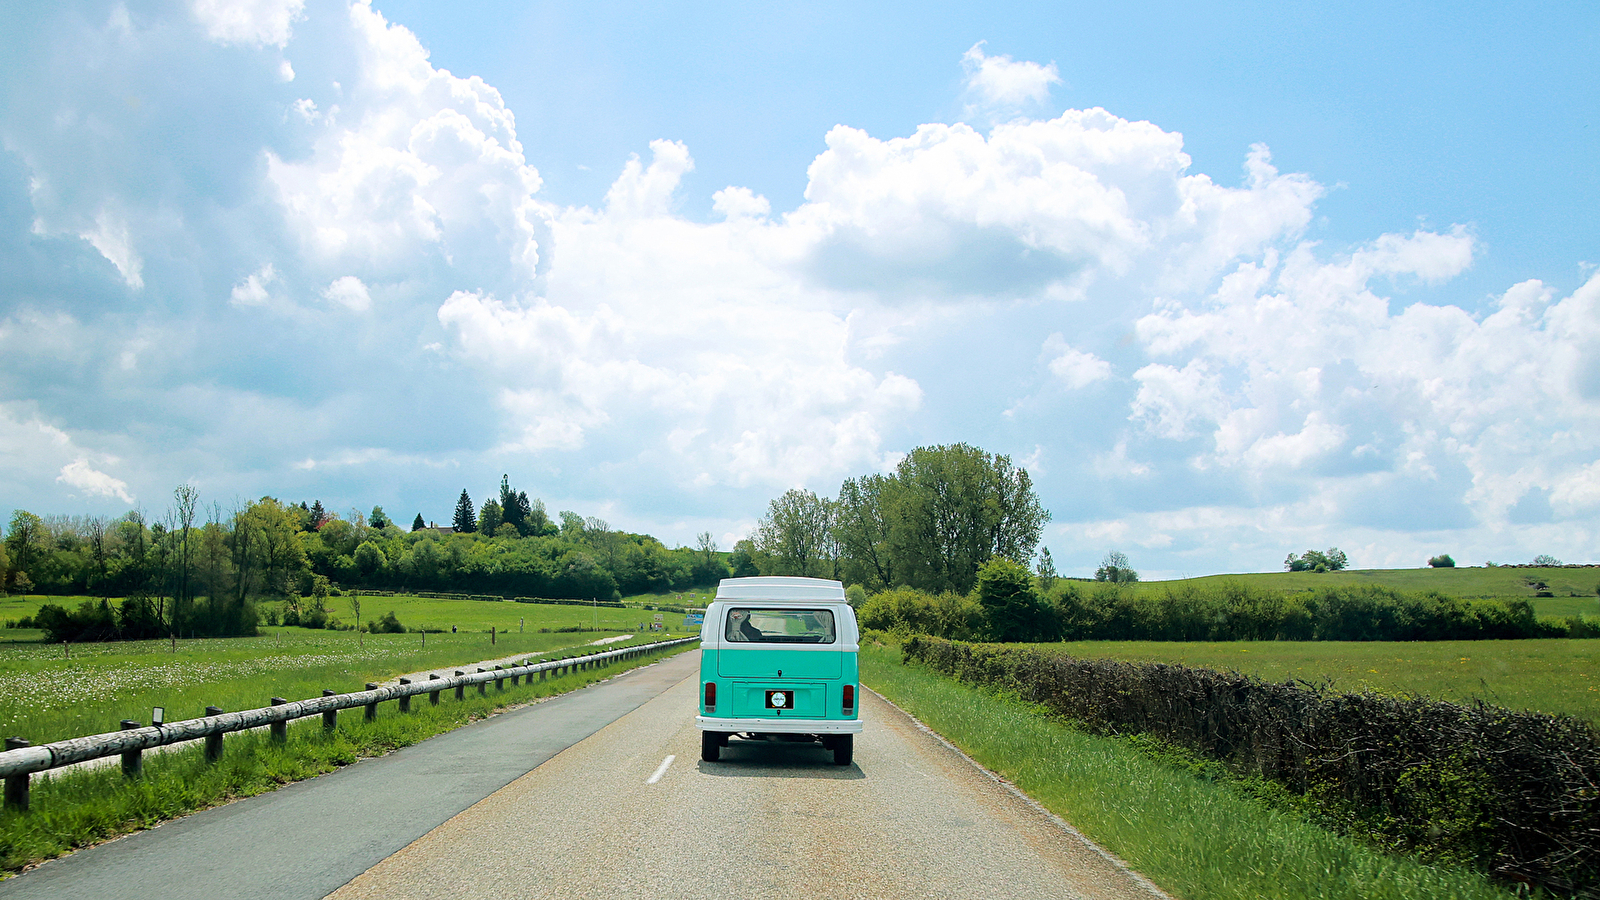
[4,737,29,812]
[398,678,412,713]
[322,690,338,731]
[429,674,441,705]
[120,720,142,777]
[454,672,465,701]
[494,667,504,691]
[270,698,288,742]
[364,684,379,721]
[204,707,224,762]
[477,669,487,696]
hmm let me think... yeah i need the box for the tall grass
[861,642,1521,900]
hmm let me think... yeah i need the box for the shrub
[845,584,867,608]
[1429,554,1457,568]
[369,610,406,634]
[857,587,980,639]
[976,558,1056,642]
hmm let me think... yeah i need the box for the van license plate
[765,690,793,710]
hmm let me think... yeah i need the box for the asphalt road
[328,669,1167,900]
[0,652,699,900]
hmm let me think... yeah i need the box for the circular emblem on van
[769,691,787,707]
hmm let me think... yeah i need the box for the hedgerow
[861,579,1593,642]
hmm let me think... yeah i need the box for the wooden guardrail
[0,636,698,812]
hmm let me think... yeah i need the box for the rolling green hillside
[1120,566,1600,617]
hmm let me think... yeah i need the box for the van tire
[701,731,721,762]
[831,734,853,766]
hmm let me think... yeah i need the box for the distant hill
[1128,566,1600,618]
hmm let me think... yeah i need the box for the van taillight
[704,682,716,710]
[842,684,855,712]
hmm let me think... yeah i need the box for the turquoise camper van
[696,576,862,765]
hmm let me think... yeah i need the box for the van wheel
[831,734,853,766]
[701,731,721,762]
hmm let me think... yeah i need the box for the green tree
[1094,550,1139,584]
[308,499,327,530]
[888,444,1049,594]
[354,541,386,577]
[1428,553,1456,568]
[1036,547,1057,591]
[478,499,504,536]
[1285,548,1349,572]
[977,557,1055,642]
[729,539,760,577]
[498,475,524,534]
[411,513,426,532]
[171,484,199,632]
[753,488,834,577]
[5,510,45,585]
[369,506,390,530]
[834,474,898,591]
[452,489,476,533]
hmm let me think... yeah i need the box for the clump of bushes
[31,594,258,642]
[367,610,406,634]
[1429,554,1457,568]
[902,635,1600,896]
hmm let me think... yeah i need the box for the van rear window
[725,608,836,644]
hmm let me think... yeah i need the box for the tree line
[3,475,731,640]
[740,443,1051,595]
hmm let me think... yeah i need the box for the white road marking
[646,754,675,784]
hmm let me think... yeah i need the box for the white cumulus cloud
[322,275,372,311]
[192,0,306,47]
[961,41,1061,114]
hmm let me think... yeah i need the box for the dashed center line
[646,754,675,784]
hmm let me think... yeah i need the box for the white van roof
[714,576,847,603]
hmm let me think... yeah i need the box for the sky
[1,0,1597,579]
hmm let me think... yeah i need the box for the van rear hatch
[718,648,841,679]
[715,606,843,680]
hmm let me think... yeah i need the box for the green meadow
[1122,566,1600,616]
[1035,638,1600,723]
[0,626,680,746]
[2,592,695,638]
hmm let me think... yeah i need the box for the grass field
[0,592,696,639]
[860,642,1515,900]
[1034,638,1600,723]
[0,627,682,746]
[1120,566,1600,614]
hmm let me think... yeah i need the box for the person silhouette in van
[739,615,763,642]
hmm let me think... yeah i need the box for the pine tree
[309,499,326,530]
[453,489,477,532]
[499,475,525,534]
[411,513,426,532]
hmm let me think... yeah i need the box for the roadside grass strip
[860,642,1520,900]
[0,642,697,875]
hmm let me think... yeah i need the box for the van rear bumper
[696,715,862,735]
